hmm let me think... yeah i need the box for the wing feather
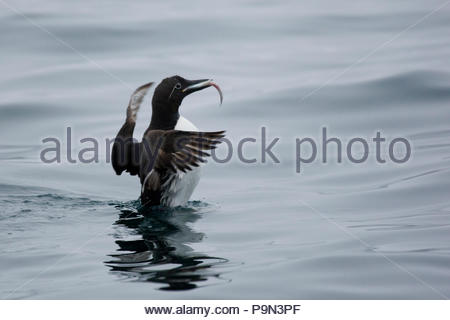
[139,130,226,177]
[112,82,153,176]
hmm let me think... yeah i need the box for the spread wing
[111,82,153,176]
[139,130,226,191]
[158,130,226,173]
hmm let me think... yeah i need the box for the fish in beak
[182,79,223,105]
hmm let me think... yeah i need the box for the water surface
[1,0,450,299]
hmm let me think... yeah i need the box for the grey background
[0,0,450,299]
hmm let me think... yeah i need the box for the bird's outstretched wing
[158,130,226,172]
[111,82,153,176]
[139,130,226,190]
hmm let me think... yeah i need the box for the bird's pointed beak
[182,79,223,105]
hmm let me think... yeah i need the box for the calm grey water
[1,0,450,299]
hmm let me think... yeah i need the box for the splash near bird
[112,76,225,207]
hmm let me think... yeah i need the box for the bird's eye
[175,83,182,89]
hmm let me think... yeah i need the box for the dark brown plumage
[111,76,225,207]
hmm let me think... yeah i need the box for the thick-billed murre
[112,76,225,207]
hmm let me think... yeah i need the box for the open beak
[182,79,223,105]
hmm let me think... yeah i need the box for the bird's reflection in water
[105,201,228,291]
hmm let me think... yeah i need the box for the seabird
[112,76,225,207]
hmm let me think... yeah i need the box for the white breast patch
[161,116,201,207]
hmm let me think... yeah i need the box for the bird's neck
[148,102,180,130]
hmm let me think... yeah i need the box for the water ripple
[105,201,231,291]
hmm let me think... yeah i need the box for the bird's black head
[149,75,222,130]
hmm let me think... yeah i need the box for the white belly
[161,116,201,207]
[175,115,198,132]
